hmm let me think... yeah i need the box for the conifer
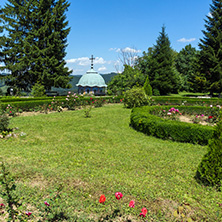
[0,0,71,91]
[199,0,222,95]
[147,26,179,95]
[196,110,222,188]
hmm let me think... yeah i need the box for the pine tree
[143,76,152,96]
[147,26,179,95]
[196,110,222,188]
[0,0,71,92]
[199,0,222,95]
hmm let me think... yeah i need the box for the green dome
[76,68,107,87]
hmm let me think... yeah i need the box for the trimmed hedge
[0,95,125,111]
[152,96,222,106]
[130,106,214,145]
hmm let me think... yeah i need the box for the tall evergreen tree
[146,26,179,95]
[0,0,71,92]
[199,0,222,95]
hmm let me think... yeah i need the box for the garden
[1,93,222,221]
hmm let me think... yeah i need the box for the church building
[76,55,107,95]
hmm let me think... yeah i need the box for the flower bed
[130,105,217,145]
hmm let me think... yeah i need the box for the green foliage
[196,111,222,187]
[130,106,214,145]
[143,76,152,96]
[198,0,222,95]
[123,87,148,108]
[0,161,27,222]
[0,0,71,92]
[175,44,199,92]
[138,26,180,95]
[0,110,9,132]
[31,82,46,97]
[107,65,145,95]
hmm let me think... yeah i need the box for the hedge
[0,95,124,111]
[130,106,214,145]
[151,96,222,106]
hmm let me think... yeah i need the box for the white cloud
[109,48,117,51]
[98,66,107,72]
[115,47,141,53]
[66,56,107,66]
[94,57,106,65]
[177,38,196,43]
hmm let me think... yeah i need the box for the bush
[123,87,148,108]
[144,76,152,96]
[0,107,9,132]
[31,82,46,97]
[195,111,222,187]
[130,106,214,145]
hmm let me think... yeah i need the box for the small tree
[31,82,45,97]
[196,110,222,188]
[143,76,152,96]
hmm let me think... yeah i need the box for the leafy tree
[0,0,71,92]
[142,26,180,95]
[175,44,199,91]
[107,65,145,95]
[198,0,222,95]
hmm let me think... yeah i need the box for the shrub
[143,76,152,96]
[31,82,45,97]
[0,106,9,132]
[123,87,148,108]
[195,111,222,187]
[0,113,9,132]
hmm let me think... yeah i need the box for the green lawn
[1,104,221,221]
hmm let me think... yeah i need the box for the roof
[76,68,107,87]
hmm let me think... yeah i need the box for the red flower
[208,116,213,119]
[115,192,123,200]
[0,203,5,208]
[99,194,106,203]
[139,207,147,217]
[90,97,93,100]
[129,200,135,208]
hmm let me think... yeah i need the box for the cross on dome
[89,55,95,69]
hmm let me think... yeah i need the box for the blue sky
[0,0,213,75]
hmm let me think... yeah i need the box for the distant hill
[0,72,118,95]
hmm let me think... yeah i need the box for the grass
[1,104,222,221]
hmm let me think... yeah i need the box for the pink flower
[25,211,32,216]
[129,200,135,208]
[115,192,123,200]
[201,114,204,117]
[68,91,71,94]
[44,201,50,206]
[9,111,12,113]
[139,207,147,217]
